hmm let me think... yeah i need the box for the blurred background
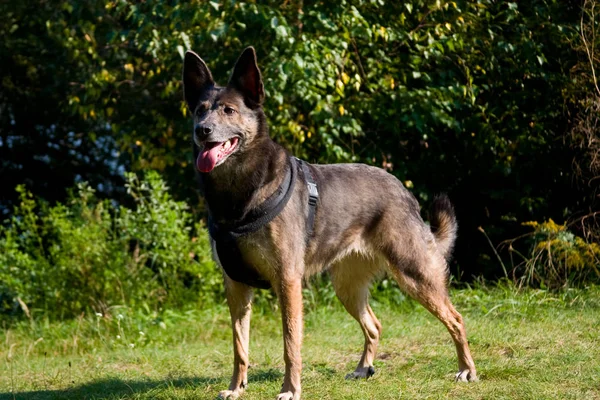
[1,0,598,320]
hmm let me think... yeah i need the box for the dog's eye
[223,106,236,115]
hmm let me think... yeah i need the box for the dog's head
[183,47,266,173]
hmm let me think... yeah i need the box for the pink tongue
[197,143,222,173]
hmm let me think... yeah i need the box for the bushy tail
[429,195,458,261]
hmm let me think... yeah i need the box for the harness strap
[297,159,319,238]
[210,157,297,240]
[207,156,318,289]
[208,157,297,289]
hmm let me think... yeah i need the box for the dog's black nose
[195,125,213,139]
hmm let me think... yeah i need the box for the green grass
[2,285,600,399]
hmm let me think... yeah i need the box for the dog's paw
[345,366,375,380]
[276,391,300,400]
[454,369,478,382]
[218,389,243,399]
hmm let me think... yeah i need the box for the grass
[1,284,600,399]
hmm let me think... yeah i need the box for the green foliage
[511,220,600,289]
[0,1,597,281]
[0,173,222,321]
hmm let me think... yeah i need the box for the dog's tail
[429,195,458,261]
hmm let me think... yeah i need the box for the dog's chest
[212,232,275,288]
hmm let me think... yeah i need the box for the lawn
[1,285,599,399]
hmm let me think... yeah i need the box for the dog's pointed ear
[183,51,214,112]
[228,47,264,105]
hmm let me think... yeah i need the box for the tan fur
[218,277,253,400]
[330,254,383,379]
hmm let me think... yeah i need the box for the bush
[0,172,222,321]
[509,219,600,289]
[1,0,594,280]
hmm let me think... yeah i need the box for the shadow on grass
[0,368,283,400]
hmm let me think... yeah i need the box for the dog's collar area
[208,156,319,289]
[209,156,297,239]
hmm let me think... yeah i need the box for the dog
[183,47,477,400]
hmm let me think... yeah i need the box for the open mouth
[196,137,240,173]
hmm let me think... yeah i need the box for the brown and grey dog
[183,47,477,400]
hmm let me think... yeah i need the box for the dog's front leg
[219,276,253,400]
[275,276,303,400]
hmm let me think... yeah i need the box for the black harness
[208,157,319,289]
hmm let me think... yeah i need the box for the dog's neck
[199,135,289,225]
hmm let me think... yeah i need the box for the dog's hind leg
[330,255,383,380]
[384,246,478,382]
[219,276,254,400]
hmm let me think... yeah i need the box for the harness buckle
[307,182,319,206]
